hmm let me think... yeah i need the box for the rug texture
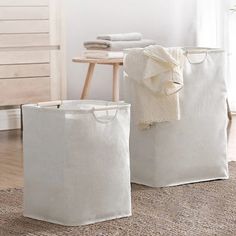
[1,163,236,236]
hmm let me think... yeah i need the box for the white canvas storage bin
[124,48,229,187]
[23,100,131,226]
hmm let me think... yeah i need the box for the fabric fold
[124,46,185,129]
[143,45,185,96]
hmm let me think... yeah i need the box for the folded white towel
[84,50,124,59]
[124,46,185,129]
[97,32,143,41]
[84,39,156,51]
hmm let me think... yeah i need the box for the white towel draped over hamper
[124,46,185,128]
[124,48,229,187]
[23,100,131,226]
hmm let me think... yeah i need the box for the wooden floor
[0,118,236,190]
[0,130,23,190]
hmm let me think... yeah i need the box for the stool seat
[73,57,123,65]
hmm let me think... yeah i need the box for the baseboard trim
[0,109,21,131]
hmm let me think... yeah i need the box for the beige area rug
[1,163,236,236]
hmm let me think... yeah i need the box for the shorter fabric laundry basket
[23,100,131,226]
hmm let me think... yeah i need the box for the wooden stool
[72,57,123,102]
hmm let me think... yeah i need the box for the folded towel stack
[83,33,157,59]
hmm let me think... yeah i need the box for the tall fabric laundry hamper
[124,47,229,187]
[23,100,131,226]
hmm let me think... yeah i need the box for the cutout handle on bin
[185,51,208,65]
[92,106,119,124]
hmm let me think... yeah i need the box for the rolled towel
[97,32,143,41]
[84,50,124,59]
[84,39,157,51]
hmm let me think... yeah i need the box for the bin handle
[92,106,120,124]
[185,51,208,65]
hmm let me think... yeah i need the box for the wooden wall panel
[0,34,49,47]
[0,20,49,33]
[0,64,50,79]
[0,0,49,6]
[0,51,50,65]
[0,7,49,20]
[0,0,54,109]
[0,77,50,106]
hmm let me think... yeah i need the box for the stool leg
[81,63,95,99]
[20,104,23,132]
[227,98,232,121]
[112,63,120,102]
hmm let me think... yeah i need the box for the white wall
[196,0,229,48]
[62,0,198,100]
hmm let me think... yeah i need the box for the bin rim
[23,100,131,113]
[124,47,224,54]
[183,47,224,54]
